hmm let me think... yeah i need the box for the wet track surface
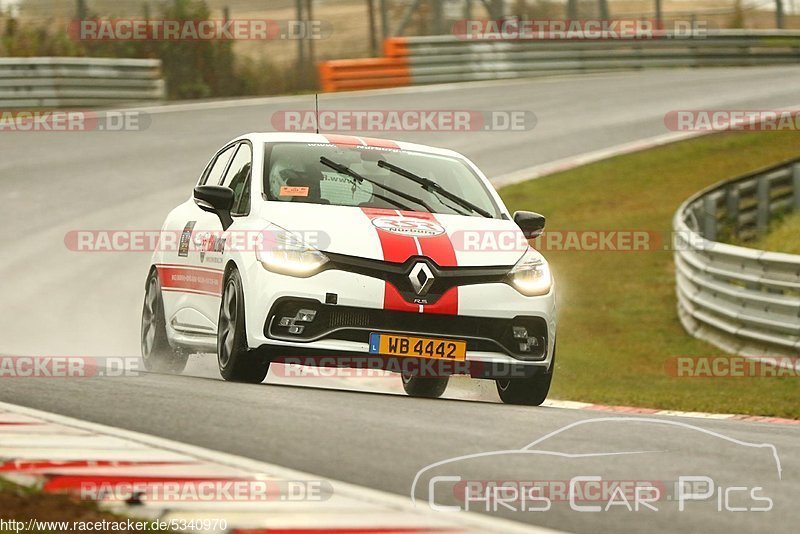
[2,67,800,532]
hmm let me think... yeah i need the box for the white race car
[141,133,556,405]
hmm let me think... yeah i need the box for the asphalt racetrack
[2,67,799,533]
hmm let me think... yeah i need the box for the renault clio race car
[141,133,556,405]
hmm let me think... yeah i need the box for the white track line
[543,399,800,425]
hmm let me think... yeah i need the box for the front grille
[325,252,512,306]
[265,298,547,360]
[329,309,372,328]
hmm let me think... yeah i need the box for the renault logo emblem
[409,262,435,295]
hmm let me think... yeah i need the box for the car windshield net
[263,142,500,218]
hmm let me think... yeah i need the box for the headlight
[508,248,552,296]
[256,228,328,277]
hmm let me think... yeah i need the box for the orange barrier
[318,38,410,92]
[383,37,409,58]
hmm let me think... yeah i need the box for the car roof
[234,132,466,160]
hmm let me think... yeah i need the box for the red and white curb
[270,370,800,426]
[0,401,558,534]
[543,399,800,426]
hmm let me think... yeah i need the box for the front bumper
[266,299,548,359]
[242,265,556,376]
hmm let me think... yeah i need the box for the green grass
[498,131,800,418]
[745,211,800,254]
[0,478,177,532]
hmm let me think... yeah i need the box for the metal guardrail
[0,57,166,108]
[673,158,800,357]
[319,30,800,92]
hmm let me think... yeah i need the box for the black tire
[141,270,188,373]
[496,349,556,406]
[217,268,270,383]
[401,371,449,399]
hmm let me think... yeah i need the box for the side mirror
[194,185,234,230]
[513,211,546,239]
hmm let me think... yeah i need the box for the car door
[160,143,237,338]
[187,141,254,333]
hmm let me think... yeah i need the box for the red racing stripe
[399,211,458,267]
[421,287,458,315]
[359,136,400,149]
[361,208,419,312]
[383,282,420,313]
[361,208,459,314]
[394,211,459,315]
[322,134,364,147]
[321,134,400,150]
[360,208,419,264]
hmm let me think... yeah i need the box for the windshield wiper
[320,157,437,214]
[377,160,493,218]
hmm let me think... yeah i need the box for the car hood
[257,203,528,267]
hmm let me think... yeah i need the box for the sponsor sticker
[279,186,309,197]
[371,216,445,238]
[178,221,196,257]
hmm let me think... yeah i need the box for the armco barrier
[673,158,800,358]
[319,30,800,92]
[0,57,166,108]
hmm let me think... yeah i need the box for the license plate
[368,333,467,361]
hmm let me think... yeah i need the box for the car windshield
[263,142,501,218]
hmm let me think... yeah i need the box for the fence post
[756,175,770,235]
[379,0,388,41]
[703,195,718,241]
[295,0,305,69]
[793,163,800,210]
[487,0,505,19]
[726,186,740,237]
[655,0,663,29]
[305,0,314,68]
[367,0,377,56]
[567,0,578,19]
[598,0,610,20]
[76,0,87,19]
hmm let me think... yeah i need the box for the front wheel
[217,269,270,384]
[401,371,449,399]
[141,270,188,373]
[496,349,556,406]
